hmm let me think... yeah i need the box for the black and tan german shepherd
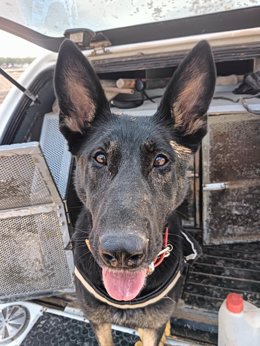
[54,39,216,346]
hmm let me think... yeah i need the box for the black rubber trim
[0,17,64,52]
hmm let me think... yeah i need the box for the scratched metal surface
[203,113,260,245]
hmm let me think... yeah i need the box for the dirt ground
[0,69,24,104]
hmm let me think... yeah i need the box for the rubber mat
[21,313,139,346]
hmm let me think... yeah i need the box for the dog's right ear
[54,39,110,154]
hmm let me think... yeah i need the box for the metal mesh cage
[40,113,72,199]
[0,213,72,300]
[0,143,74,302]
[0,154,52,210]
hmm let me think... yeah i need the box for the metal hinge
[64,29,111,55]
[89,33,112,56]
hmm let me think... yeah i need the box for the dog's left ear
[54,39,110,153]
[154,40,216,152]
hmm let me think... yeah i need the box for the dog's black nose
[99,234,147,269]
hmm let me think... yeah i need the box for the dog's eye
[94,151,107,165]
[153,154,168,167]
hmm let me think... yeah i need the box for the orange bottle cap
[226,293,244,313]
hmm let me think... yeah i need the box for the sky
[0,31,48,58]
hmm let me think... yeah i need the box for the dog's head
[55,40,215,301]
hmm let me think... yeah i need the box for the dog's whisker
[167,250,179,260]
[169,243,181,252]
[76,252,90,264]
[167,233,188,239]
[73,227,89,232]
[67,206,84,209]
[175,209,189,219]
[72,236,90,241]
[162,295,176,305]
[74,245,90,249]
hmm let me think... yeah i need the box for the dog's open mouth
[102,267,147,301]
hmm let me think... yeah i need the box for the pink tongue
[102,268,146,301]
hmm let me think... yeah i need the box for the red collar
[147,227,173,274]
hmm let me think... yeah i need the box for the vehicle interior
[0,5,259,345]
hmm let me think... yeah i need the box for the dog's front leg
[91,322,114,346]
[137,321,170,346]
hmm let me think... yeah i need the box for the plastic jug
[218,293,260,346]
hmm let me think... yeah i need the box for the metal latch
[203,183,226,191]
[203,179,260,191]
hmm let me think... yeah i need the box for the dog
[54,39,216,346]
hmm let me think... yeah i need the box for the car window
[1,0,259,36]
